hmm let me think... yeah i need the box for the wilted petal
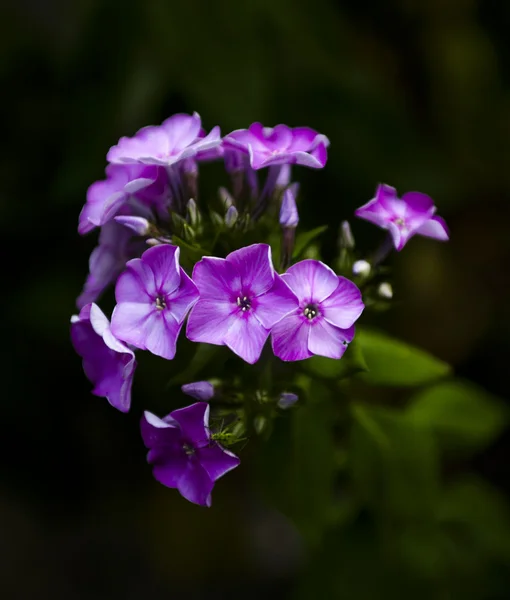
[321,277,364,329]
[271,314,312,362]
[171,402,210,446]
[198,443,240,482]
[227,244,275,297]
[308,320,354,359]
[223,312,269,364]
[254,274,299,329]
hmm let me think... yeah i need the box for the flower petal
[226,244,275,297]
[144,312,181,360]
[115,258,156,303]
[254,274,299,329]
[141,245,181,295]
[110,302,154,349]
[198,443,240,482]
[321,277,364,329]
[160,112,202,149]
[416,215,449,241]
[308,320,354,359]
[186,300,237,345]
[171,402,210,446]
[223,312,269,364]
[283,259,339,303]
[271,314,312,362]
[181,381,215,401]
[192,257,241,301]
[166,268,199,323]
[141,410,182,449]
[177,460,214,507]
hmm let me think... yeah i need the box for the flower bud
[181,381,215,401]
[225,205,239,227]
[277,392,298,409]
[339,221,355,250]
[352,260,371,277]
[377,282,393,299]
[186,198,200,228]
[279,184,299,228]
[114,215,150,236]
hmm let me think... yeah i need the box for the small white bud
[225,205,239,227]
[352,260,371,277]
[377,282,393,299]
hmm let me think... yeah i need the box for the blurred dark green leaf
[292,225,328,258]
[356,327,451,387]
[407,380,508,454]
[349,403,439,519]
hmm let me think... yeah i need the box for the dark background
[2,1,510,598]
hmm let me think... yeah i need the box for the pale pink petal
[283,260,339,303]
[416,215,449,241]
[321,277,364,329]
[186,300,237,345]
[308,320,354,359]
[165,268,199,323]
[254,274,299,329]
[223,312,269,364]
[271,315,312,362]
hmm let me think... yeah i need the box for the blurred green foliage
[2,0,510,599]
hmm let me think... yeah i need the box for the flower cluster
[72,112,449,506]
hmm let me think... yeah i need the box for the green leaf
[303,338,368,380]
[256,387,339,545]
[292,225,328,258]
[355,327,451,387]
[438,476,510,562]
[349,403,439,519]
[407,380,508,454]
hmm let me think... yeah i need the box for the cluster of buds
[71,112,449,506]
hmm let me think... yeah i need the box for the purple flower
[141,402,240,507]
[182,381,215,401]
[110,245,199,360]
[106,112,221,167]
[78,163,170,235]
[77,221,145,309]
[71,303,136,412]
[271,260,364,361]
[354,184,449,251]
[186,244,299,364]
[223,123,329,170]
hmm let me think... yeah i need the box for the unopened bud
[114,215,150,236]
[339,221,355,250]
[219,186,235,210]
[225,205,238,227]
[186,198,200,228]
[277,392,298,409]
[377,282,393,299]
[279,184,299,228]
[352,260,371,277]
[181,381,215,401]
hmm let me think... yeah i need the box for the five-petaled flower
[141,402,240,507]
[355,184,449,251]
[71,303,137,413]
[186,244,299,364]
[111,245,199,360]
[223,123,330,170]
[271,260,364,361]
[107,112,221,167]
